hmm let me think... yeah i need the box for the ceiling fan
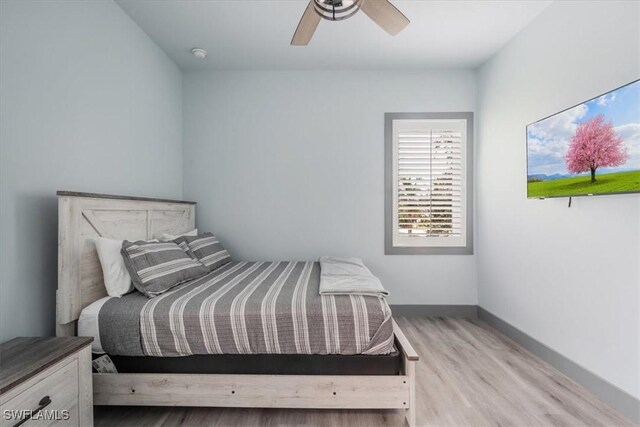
[291,0,409,46]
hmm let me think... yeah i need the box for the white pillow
[94,237,132,298]
[161,228,198,241]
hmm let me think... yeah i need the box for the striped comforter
[99,261,394,357]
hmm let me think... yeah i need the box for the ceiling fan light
[313,0,363,21]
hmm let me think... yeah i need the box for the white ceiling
[115,0,552,70]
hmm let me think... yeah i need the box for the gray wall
[182,71,478,305]
[478,1,639,398]
[0,0,183,342]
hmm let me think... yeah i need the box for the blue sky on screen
[527,80,640,176]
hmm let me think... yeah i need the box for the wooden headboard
[56,191,196,336]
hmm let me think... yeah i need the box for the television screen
[527,80,640,198]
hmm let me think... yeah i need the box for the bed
[56,191,418,426]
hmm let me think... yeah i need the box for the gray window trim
[385,112,474,255]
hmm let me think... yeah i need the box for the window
[385,113,473,254]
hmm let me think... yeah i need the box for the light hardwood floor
[94,317,633,426]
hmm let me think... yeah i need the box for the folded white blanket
[319,256,389,297]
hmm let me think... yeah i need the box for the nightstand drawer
[1,359,78,427]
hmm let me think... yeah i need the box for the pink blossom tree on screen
[565,114,627,183]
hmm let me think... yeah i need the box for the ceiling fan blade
[361,0,409,36]
[291,1,321,46]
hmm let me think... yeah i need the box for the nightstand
[0,337,93,427]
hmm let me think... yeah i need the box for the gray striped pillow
[173,239,193,256]
[121,240,209,298]
[178,232,232,272]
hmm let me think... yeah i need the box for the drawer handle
[12,396,52,427]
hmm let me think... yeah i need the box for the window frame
[385,112,474,255]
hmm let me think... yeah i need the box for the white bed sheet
[78,296,113,354]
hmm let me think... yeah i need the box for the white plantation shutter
[391,118,469,249]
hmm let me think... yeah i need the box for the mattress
[80,261,394,357]
[102,351,401,375]
[78,296,112,354]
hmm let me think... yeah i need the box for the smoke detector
[191,48,207,60]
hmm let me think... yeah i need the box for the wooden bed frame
[55,191,419,426]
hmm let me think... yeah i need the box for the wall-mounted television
[527,79,640,199]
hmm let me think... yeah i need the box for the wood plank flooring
[94,317,633,426]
